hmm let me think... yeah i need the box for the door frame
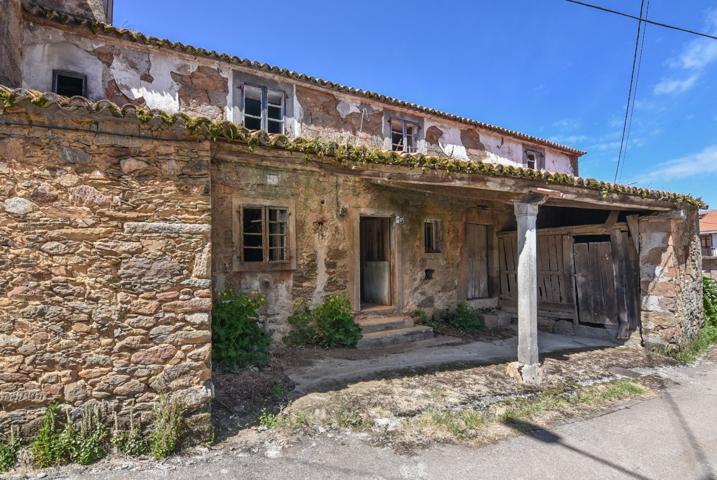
[352,209,401,312]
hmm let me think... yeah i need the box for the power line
[613,0,646,183]
[565,0,717,41]
[618,0,650,182]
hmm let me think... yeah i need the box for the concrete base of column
[506,361,544,385]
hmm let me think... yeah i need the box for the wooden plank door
[573,241,618,325]
[466,224,488,299]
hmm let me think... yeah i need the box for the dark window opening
[424,220,441,253]
[573,234,611,244]
[390,119,418,153]
[702,235,713,249]
[241,206,288,263]
[53,71,86,97]
[523,147,544,170]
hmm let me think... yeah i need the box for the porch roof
[0,85,706,212]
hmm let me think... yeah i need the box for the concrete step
[357,315,411,333]
[357,325,434,349]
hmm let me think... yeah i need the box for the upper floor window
[523,147,545,170]
[53,70,86,97]
[702,234,713,249]
[242,85,284,134]
[390,119,419,153]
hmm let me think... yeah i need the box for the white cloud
[653,74,699,95]
[653,9,717,95]
[636,144,717,183]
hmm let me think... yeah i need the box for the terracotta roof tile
[700,210,717,233]
[0,86,705,210]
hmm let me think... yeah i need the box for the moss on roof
[0,86,705,209]
[23,1,587,156]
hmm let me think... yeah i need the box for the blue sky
[115,0,717,208]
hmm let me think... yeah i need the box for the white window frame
[241,84,285,134]
[390,118,419,153]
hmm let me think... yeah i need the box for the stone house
[700,210,717,280]
[0,0,706,431]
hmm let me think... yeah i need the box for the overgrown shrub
[31,403,70,468]
[441,303,485,332]
[111,407,148,456]
[149,395,185,460]
[0,426,20,473]
[284,294,362,348]
[212,291,271,370]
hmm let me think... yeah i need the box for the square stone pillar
[512,201,543,384]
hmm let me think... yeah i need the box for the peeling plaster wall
[20,20,579,172]
[22,21,229,119]
[211,145,500,339]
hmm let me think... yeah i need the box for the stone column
[513,201,542,384]
[0,0,23,88]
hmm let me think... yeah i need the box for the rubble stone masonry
[0,105,213,434]
[639,209,704,349]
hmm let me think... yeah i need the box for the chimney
[0,0,23,87]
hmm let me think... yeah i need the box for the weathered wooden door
[466,224,488,299]
[360,217,392,306]
[573,241,618,325]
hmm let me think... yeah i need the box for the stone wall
[0,105,213,433]
[211,144,499,339]
[704,258,717,281]
[0,0,23,88]
[639,209,704,349]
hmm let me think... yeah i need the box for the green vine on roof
[0,85,705,208]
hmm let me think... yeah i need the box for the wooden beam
[626,214,640,253]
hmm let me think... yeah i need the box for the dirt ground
[212,344,680,454]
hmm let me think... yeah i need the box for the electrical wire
[618,0,650,182]
[613,0,646,183]
[565,0,717,41]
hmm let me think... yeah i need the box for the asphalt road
[58,355,717,480]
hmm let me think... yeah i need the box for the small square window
[523,147,544,170]
[52,71,86,97]
[424,220,441,253]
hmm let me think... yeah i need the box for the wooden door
[360,217,391,306]
[466,224,488,299]
[573,241,618,325]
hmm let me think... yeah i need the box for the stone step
[357,315,410,333]
[357,325,434,349]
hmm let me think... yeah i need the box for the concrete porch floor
[287,331,617,393]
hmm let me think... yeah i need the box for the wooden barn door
[466,224,488,299]
[573,240,618,326]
